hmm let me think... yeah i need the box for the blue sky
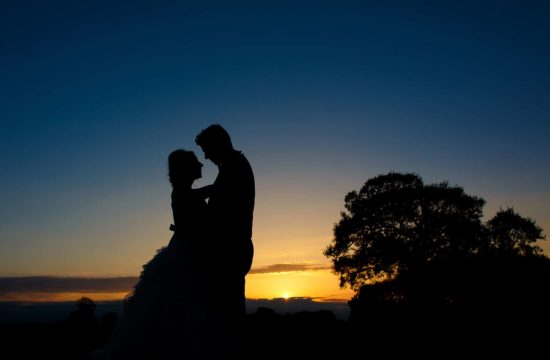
[0,1,549,298]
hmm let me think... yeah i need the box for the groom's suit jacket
[208,149,255,276]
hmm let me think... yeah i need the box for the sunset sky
[1,0,549,302]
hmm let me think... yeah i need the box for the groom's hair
[195,124,233,149]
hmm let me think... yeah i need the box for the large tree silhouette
[324,172,547,307]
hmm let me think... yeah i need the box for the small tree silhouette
[67,297,99,354]
[486,207,544,256]
[68,297,97,324]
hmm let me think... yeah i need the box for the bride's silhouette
[94,149,212,359]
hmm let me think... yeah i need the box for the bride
[95,149,212,359]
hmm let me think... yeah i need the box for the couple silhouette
[94,124,255,359]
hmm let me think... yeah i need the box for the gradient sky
[1,0,549,301]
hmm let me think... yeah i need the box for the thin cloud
[313,297,350,303]
[0,266,333,295]
[249,263,331,274]
[0,265,334,298]
[0,276,137,295]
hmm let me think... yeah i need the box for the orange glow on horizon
[0,269,353,303]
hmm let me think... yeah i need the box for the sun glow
[245,269,354,301]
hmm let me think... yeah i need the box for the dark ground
[1,305,547,359]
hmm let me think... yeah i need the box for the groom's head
[195,124,234,165]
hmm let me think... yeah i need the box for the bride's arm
[194,185,213,200]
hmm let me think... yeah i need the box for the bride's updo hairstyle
[168,149,196,186]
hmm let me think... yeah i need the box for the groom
[195,124,255,321]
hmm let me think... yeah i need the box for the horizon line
[0,296,350,304]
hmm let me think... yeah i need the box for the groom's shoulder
[231,149,251,163]
[228,150,254,174]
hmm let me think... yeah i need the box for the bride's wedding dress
[96,188,211,359]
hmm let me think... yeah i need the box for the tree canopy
[324,172,546,293]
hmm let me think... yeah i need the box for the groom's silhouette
[196,124,255,321]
